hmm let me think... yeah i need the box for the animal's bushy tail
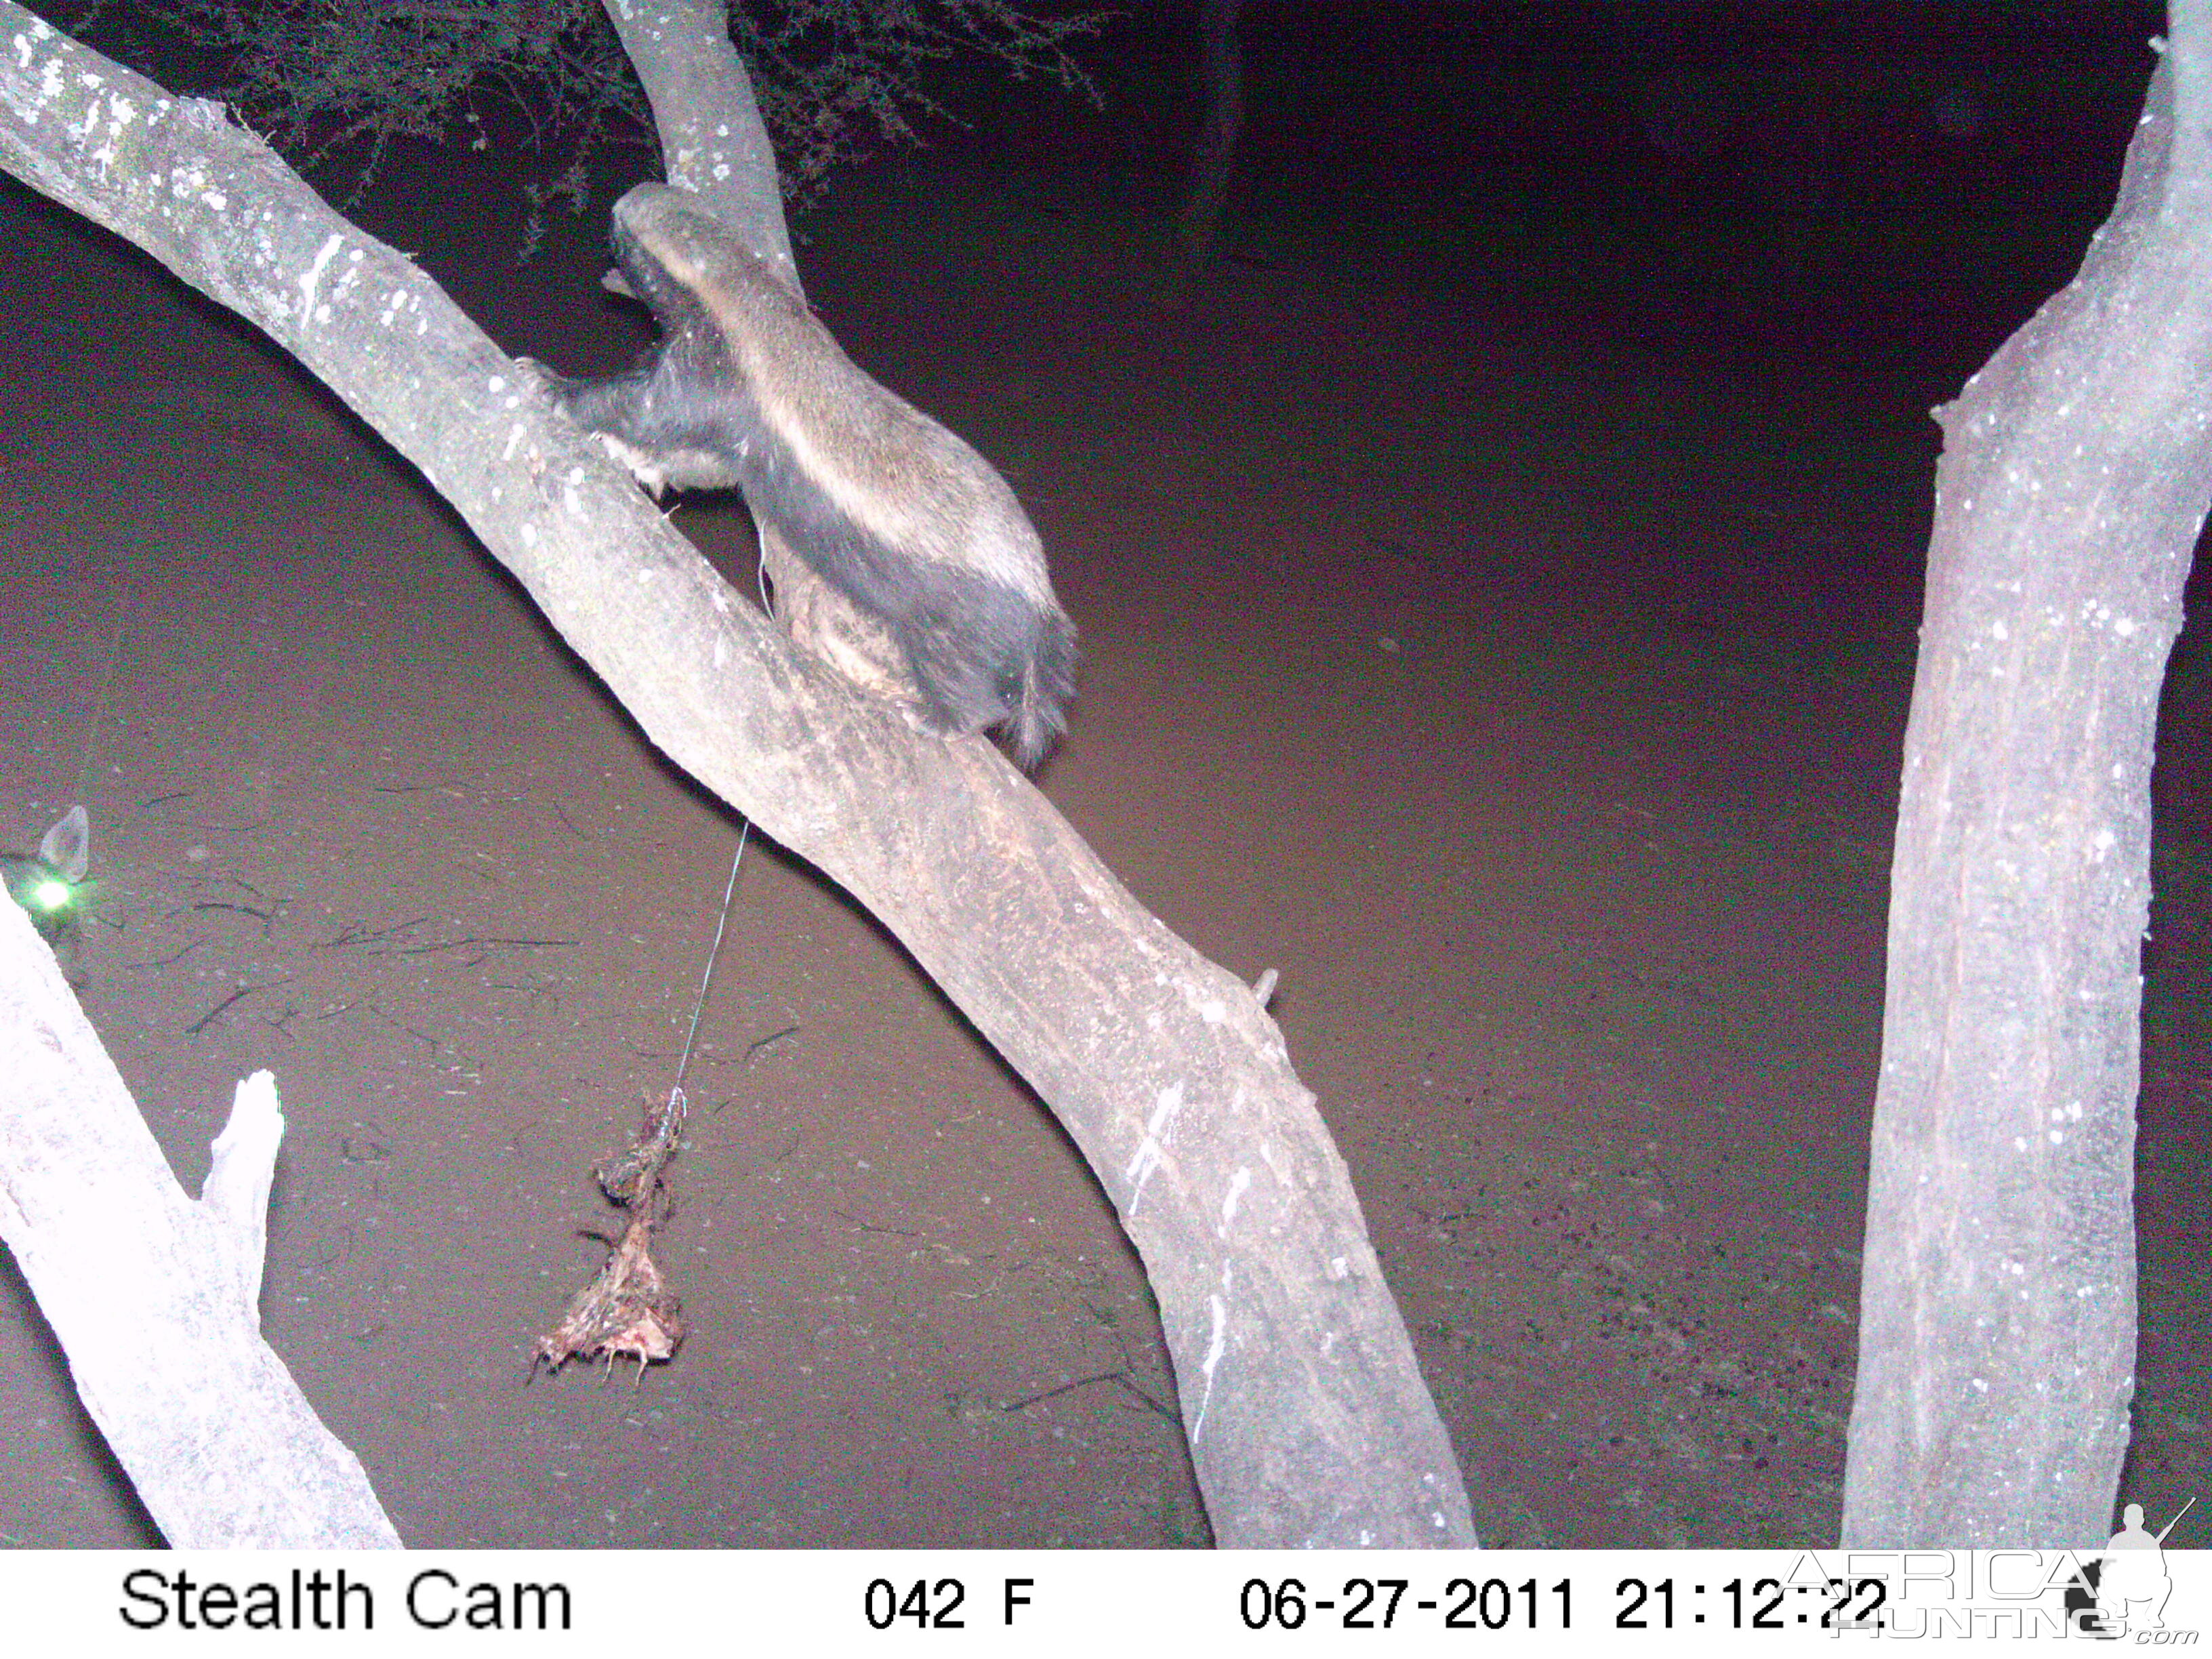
[1009,610,1079,769]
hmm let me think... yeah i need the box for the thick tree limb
[0,7,1474,1545]
[0,899,400,1548]
[1842,7,2212,1547]
[594,0,796,290]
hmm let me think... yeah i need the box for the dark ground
[0,1,2205,1549]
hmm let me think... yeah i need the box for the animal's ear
[40,806,88,884]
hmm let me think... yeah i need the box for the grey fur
[552,184,1076,766]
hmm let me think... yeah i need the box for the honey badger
[550,183,1076,767]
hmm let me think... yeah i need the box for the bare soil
[0,137,2204,1549]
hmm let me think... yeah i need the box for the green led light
[29,878,73,916]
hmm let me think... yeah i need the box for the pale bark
[0,898,399,1548]
[1843,11,2212,1546]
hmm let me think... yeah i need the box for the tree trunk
[1176,0,1245,264]
[0,901,399,1547]
[0,3,1475,1547]
[1841,12,2212,1547]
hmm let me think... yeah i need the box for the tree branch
[0,899,399,1547]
